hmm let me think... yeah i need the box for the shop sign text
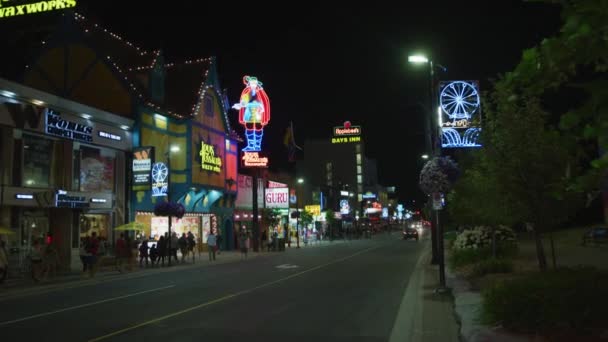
[200,141,222,173]
[45,108,92,142]
[0,0,77,19]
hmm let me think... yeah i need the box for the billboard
[132,146,154,187]
[439,80,482,148]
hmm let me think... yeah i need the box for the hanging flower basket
[419,156,460,195]
[154,201,185,219]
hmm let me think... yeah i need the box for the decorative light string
[74,12,151,56]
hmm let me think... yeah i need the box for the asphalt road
[0,233,424,342]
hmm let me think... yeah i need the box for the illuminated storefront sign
[132,147,154,186]
[242,151,268,168]
[362,192,376,199]
[0,0,76,19]
[199,141,222,173]
[151,162,169,197]
[55,190,88,208]
[340,199,350,215]
[45,108,92,142]
[90,198,107,203]
[98,131,121,141]
[331,136,361,144]
[265,188,289,209]
[15,194,33,200]
[305,205,321,216]
[331,121,362,144]
[268,180,287,188]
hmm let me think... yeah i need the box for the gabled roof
[72,13,217,120]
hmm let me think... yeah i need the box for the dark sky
[2,1,563,204]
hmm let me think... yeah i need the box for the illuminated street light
[408,55,429,64]
[421,154,429,159]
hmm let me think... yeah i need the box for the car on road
[402,228,419,241]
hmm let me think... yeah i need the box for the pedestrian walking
[115,233,127,273]
[158,235,167,266]
[178,233,188,263]
[239,229,249,260]
[187,232,196,262]
[207,231,217,261]
[138,239,149,267]
[86,232,100,278]
[216,231,222,255]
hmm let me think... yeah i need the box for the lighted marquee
[331,121,362,144]
[439,81,482,148]
[232,76,271,152]
[0,0,76,19]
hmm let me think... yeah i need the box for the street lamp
[408,52,447,289]
[165,144,180,266]
[421,154,429,160]
[296,178,304,248]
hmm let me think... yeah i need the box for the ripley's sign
[45,108,93,142]
[0,0,77,19]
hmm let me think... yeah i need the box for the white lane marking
[275,264,299,270]
[0,285,175,326]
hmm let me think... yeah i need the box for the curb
[446,265,534,342]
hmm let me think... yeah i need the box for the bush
[450,244,518,269]
[453,225,516,250]
[482,267,608,335]
[471,258,514,277]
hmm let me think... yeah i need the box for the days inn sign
[0,0,77,19]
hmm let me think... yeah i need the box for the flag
[283,121,302,162]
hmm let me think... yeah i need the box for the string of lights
[74,12,151,56]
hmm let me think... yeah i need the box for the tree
[301,210,314,228]
[325,209,337,239]
[262,208,281,231]
[448,0,606,271]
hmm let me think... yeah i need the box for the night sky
[1,1,563,204]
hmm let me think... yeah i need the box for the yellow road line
[88,245,378,342]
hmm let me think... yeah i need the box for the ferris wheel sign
[439,80,482,148]
[151,162,169,197]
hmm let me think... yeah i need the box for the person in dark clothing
[216,231,223,255]
[158,236,166,266]
[187,232,196,262]
[149,244,159,266]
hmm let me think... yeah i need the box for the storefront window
[22,134,53,188]
[149,216,200,241]
[79,214,110,243]
[79,146,115,192]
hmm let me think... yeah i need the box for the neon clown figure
[232,75,271,151]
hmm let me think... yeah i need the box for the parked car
[402,228,419,241]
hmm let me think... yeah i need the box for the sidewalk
[389,239,460,342]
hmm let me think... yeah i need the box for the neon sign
[332,136,361,144]
[0,0,76,19]
[331,121,361,143]
[439,81,482,148]
[199,141,222,173]
[242,152,268,168]
[232,76,270,152]
[334,121,361,136]
[151,162,169,197]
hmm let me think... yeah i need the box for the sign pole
[252,168,260,252]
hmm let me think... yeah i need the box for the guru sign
[265,188,289,209]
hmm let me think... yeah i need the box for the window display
[22,134,52,188]
[80,146,115,192]
[79,214,110,242]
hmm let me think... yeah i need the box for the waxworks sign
[45,108,92,142]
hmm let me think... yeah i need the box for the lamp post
[296,178,304,248]
[409,53,448,288]
[165,144,180,266]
